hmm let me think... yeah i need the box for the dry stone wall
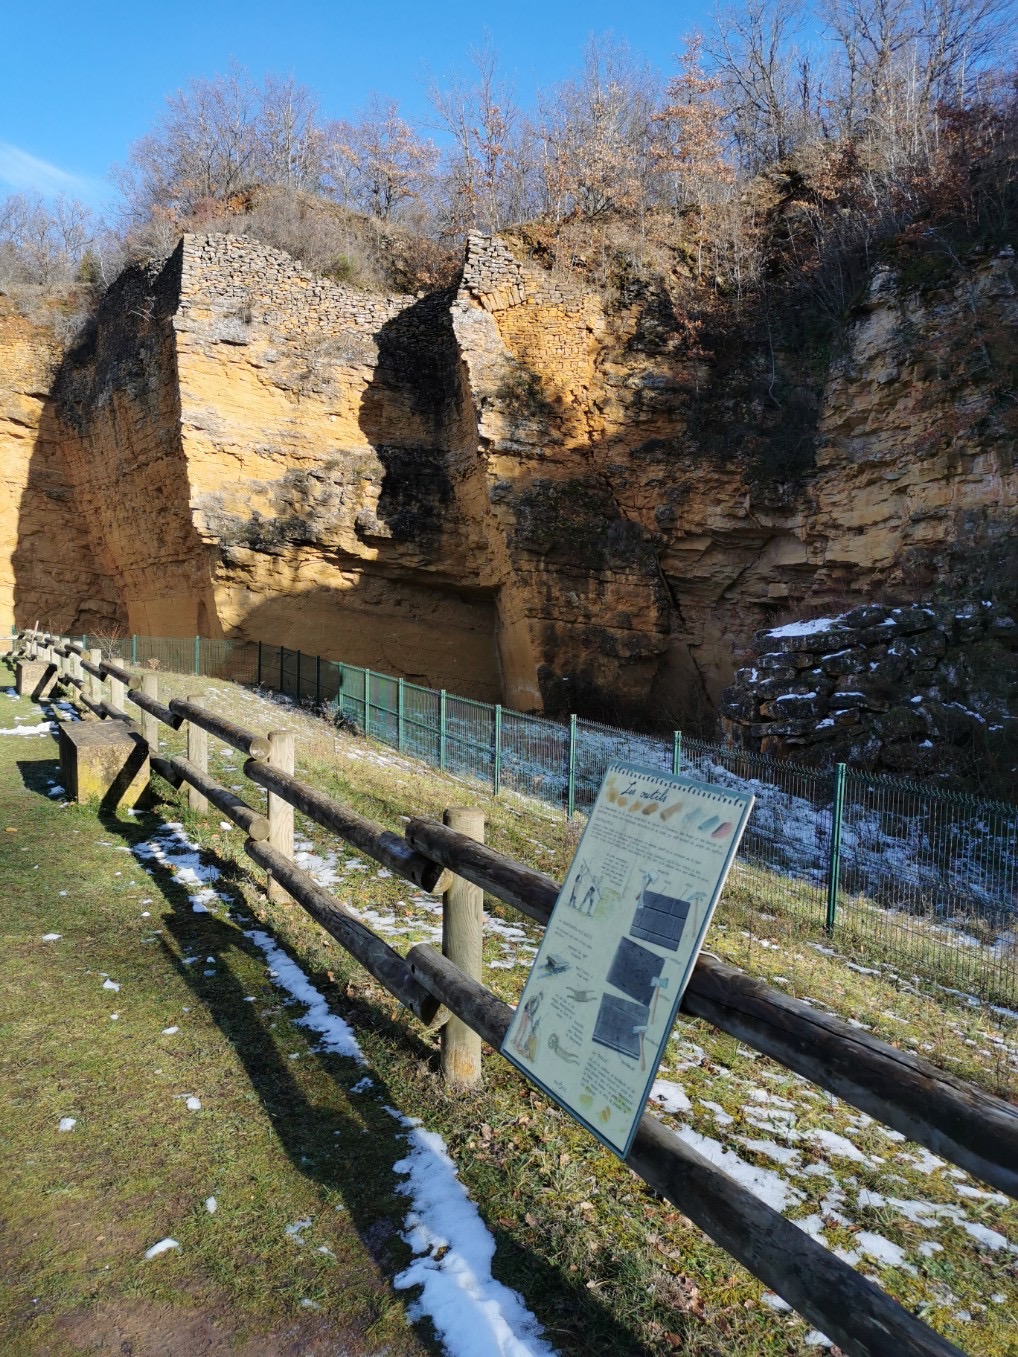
[722,604,1018,784]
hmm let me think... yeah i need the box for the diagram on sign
[502,762,754,1157]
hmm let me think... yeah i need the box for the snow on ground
[0,721,55,736]
[243,924,556,1355]
[132,823,225,913]
[388,1106,556,1357]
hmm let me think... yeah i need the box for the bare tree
[0,191,96,288]
[428,42,526,235]
[326,96,438,221]
[533,37,660,221]
[707,0,814,167]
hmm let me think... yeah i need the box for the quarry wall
[2,231,1015,747]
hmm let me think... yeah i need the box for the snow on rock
[388,1106,556,1357]
[144,1238,181,1259]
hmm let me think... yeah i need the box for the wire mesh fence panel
[445,694,494,786]
[335,664,367,730]
[574,718,672,814]
[837,773,1018,1003]
[128,636,196,675]
[500,709,569,807]
[202,639,259,685]
[318,660,342,704]
[369,672,400,748]
[682,737,832,929]
[279,647,301,700]
[257,644,281,694]
[401,683,441,764]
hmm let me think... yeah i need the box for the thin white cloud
[0,143,112,206]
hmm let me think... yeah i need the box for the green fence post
[672,730,682,776]
[257,641,262,686]
[365,668,372,736]
[493,703,502,796]
[131,635,137,665]
[567,713,577,818]
[316,655,321,707]
[397,678,405,752]
[439,689,447,771]
[826,762,847,933]
[279,646,285,694]
[194,635,200,676]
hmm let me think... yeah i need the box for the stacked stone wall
[722,604,1018,784]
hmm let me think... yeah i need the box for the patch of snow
[144,1238,180,1259]
[649,1080,692,1114]
[185,1096,201,1112]
[673,1125,801,1213]
[767,618,837,638]
[102,979,120,992]
[205,1196,217,1213]
[699,1100,733,1126]
[245,928,364,1063]
[57,1117,76,1132]
[41,932,62,941]
[388,1106,556,1357]
[162,1026,179,1036]
[350,1076,375,1094]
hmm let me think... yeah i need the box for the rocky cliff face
[2,231,1015,739]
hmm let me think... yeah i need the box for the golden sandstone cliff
[1,230,1015,734]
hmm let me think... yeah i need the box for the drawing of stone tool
[650,974,671,1023]
[548,1033,580,1064]
[634,1023,648,1071]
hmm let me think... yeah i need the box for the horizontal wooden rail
[168,698,269,757]
[245,838,441,1025]
[405,944,963,1357]
[406,816,556,924]
[406,815,1018,1201]
[167,755,269,841]
[129,687,184,731]
[245,758,451,895]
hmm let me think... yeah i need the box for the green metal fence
[74,631,1018,1006]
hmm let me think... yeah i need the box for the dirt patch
[50,1300,376,1355]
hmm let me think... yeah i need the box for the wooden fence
[14,628,1018,1357]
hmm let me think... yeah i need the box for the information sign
[502,762,754,1157]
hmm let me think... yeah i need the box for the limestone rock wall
[2,230,1015,733]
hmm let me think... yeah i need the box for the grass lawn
[1,662,1016,1356]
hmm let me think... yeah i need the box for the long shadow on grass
[92,800,655,1357]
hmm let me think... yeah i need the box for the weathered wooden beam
[406,816,557,923]
[405,816,1018,1200]
[404,943,965,1357]
[245,838,441,1025]
[129,685,184,732]
[168,697,269,758]
[245,759,451,894]
[151,755,184,789]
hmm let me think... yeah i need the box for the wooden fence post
[141,672,159,752]
[187,693,208,815]
[441,806,485,1090]
[267,729,295,903]
[109,671,126,714]
[85,649,100,706]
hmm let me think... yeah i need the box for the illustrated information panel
[501,763,754,1157]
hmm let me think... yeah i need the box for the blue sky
[0,0,711,215]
